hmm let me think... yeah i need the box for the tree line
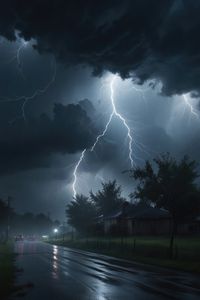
[0,198,59,241]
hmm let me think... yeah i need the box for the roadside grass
[0,243,15,299]
[49,236,200,273]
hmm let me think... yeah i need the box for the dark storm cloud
[1,1,200,95]
[0,102,97,174]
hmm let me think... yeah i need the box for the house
[101,202,200,236]
[103,202,172,235]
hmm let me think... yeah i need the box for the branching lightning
[91,75,134,167]
[110,76,134,167]
[183,94,199,119]
[0,58,57,123]
[0,33,57,123]
[72,74,135,198]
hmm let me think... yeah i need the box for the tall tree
[66,194,97,234]
[90,180,124,215]
[131,154,200,257]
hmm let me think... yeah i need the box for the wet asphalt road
[13,241,200,300]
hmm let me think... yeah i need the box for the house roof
[128,205,170,219]
[103,203,171,220]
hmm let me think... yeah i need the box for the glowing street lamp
[53,228,58,233]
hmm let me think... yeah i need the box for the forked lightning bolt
[0,58,57,122]
[110,76,134,167]
[91,75,134,167]
[72,74,135,198]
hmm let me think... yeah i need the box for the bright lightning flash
[91,75,134,167]
[110,76,134,167]
[72,74,135,198]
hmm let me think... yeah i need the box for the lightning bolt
[110,76,134,167]
[16,39,28,79]
[0,34,28,74]
[72,74,135,198]
[91,75,134,166]
[183,94,199,119]
[90,112,113,152]
[0,58,57,123]
[0,32,57,123]
[72,149,86,198]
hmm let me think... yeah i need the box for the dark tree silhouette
[131,154,200,257]
[90,180,124,216]
[0,197,14,241]
[0,198,8,226]
[66,194,97,234]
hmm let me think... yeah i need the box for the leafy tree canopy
[131,154,200,222]
[90,180,124,216]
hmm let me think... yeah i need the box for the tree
[90,180,124,215]
[66,194,97,235]
[131,154,200,257]
[0,198,8,226]
[0,197,14,241]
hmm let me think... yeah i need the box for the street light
[53,228,58,241]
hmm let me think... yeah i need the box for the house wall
[177,222,200,235]
[104,218,200,236]
[104,219,117,234]
[128,218,172,235]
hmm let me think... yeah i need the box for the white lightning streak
[72,149,86,199]
[91,75,134,167]
[72,75,137,198]
[110,76,134,168]
[90,112,114,151]
[183,94,199,119]
[0,38,28,72]
[16,40,28,79]
[0,59,57,122]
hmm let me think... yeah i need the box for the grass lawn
[0,243,15,299]
[49,235,200,273]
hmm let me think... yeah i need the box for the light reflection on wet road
[13,241,200,300]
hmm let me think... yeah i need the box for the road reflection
[14,242,200,300]
[52,245,59,280]
[15,241,24,257]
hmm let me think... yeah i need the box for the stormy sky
[0,0,200,219]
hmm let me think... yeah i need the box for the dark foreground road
[12,241,200,300]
